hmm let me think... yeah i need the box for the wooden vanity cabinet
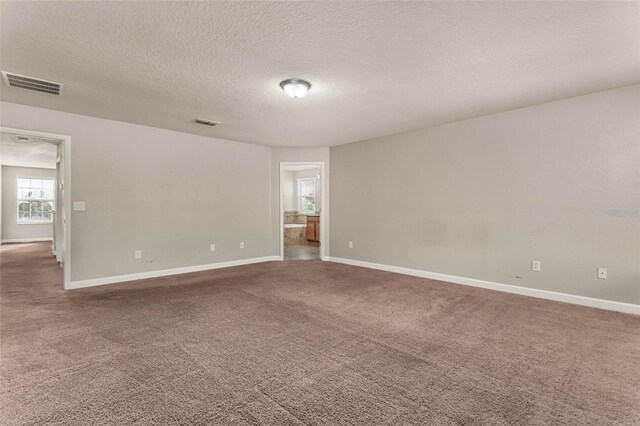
[306,215,320,242]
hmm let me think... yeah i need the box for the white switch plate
[531,260,541,272]
[240,242,245,249]
[134,250,142,259]
[597,267,607,279]
[73,201,85,211]
[210,244,216,252]
[348,241,353,249]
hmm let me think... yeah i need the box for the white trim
[68,256,281,290]
[17,222,55,225]
[1,127,71,290]
[280,162,328,261]
[1,237,53,244]
[326,257,640,315]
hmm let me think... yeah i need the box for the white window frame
[16,176,55,225]
[298,178,317,214]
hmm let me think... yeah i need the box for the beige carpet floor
[1,242,639,425]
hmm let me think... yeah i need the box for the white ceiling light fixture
[280,78,311,98]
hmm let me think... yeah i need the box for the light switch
[73,201,85,211]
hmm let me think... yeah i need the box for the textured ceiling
[1,1,638,147]
[0,133,57,169]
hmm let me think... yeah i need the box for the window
[17,178,55,224]
[298,178,317,214]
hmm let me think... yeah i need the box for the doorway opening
[0,127,71,289]
[280,162,326,260]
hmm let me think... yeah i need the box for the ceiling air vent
[194,118,220,127]
[1,71,64,95]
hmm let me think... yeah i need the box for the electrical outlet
[597,267,607,279]
[134,250,142,259]
[348,241,353,249]
[73,201,85,211]
[210,244,216,252]
[531,260,541,272]
[240,242,245,249]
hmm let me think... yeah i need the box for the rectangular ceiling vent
[1,71,64,95]
[194,118,220,127]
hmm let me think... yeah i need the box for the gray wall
[330,85,640,305]
[1,165,56,241]
[1,102,272,282]
[2,84,637,304]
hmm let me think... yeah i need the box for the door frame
[280,161,327,260]
[1,126,71,289]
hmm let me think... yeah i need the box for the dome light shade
[280,78,311,98]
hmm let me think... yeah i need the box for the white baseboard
[67,256,281,290]
[1,238,53,244]
[326,257,639,315]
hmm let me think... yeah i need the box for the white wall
[283,170,296,212]
[1,165,56,241]
[1,102,272,283]
[330,85,640,305]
